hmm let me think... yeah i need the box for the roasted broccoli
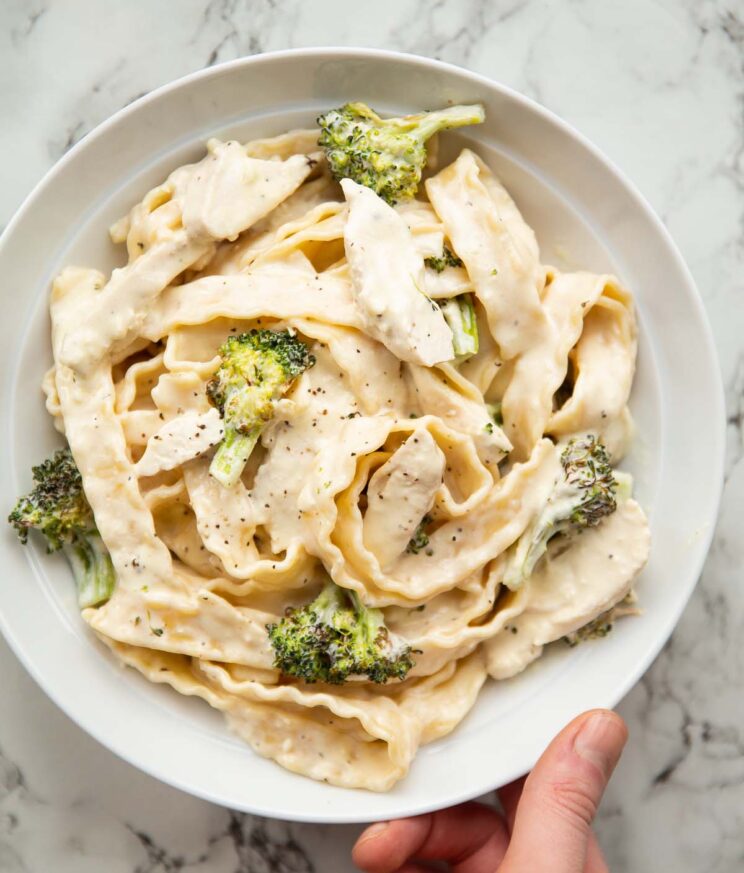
[267,581,414,684]
[317,102,485,204]
[207,329,314,487]
[503,435,618,590]
[8,449,115,608]
[406,514,433,555]
[440,294,479,358]
[425,245,463,273]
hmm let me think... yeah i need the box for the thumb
[500,709,627,873]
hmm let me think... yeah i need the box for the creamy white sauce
[485,499,650,679]
[405,363,511,466]
[250,346,365,553]
[43,130,649,792]
[135,408,224,477]
[363,429,445,568]
[54,141,314,374]
[426,149,547,361]
[342,179,454,366]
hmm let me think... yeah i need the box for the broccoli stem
[613,470,633,501]
[440,294,479,357]
[347,589,406,661]
[209,426,260,488]
[309,584,383,673]
[314,581,349,622]
[414,104,486,140]
[503,437,618,590]
[504,525,552,590]
[347,589,382,637]
[64,532,115,608]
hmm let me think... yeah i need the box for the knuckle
[546,777,599,829]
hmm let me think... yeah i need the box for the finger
[353,818,429,873]
[499,777,609,872]
[452,822,510,873]
[499,709,627,873]
[407,803,510,870]
[352,803,509,873]
[498,760,610,872]
[497,776,525,831]
[584,832,610,873]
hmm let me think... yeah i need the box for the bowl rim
[0,46,726,823]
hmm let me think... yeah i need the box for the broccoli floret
[207,329,314,487]
[503,435,618,589]
[317,102,485,204]
[440,294,479,358]
[267,581,414,684]
[406,514,433,555]
[425,245,463,273]
[8,449,115,608]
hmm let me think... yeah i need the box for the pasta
[38,118,650,792]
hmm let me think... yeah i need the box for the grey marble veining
[1,0,743,870]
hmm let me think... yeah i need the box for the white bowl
[0,48,724,823]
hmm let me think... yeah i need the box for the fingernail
[356,822,389,845]
[573,713,627,778]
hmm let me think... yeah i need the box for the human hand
[352,709,627,872]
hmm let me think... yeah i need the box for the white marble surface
[1,1,742,870]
